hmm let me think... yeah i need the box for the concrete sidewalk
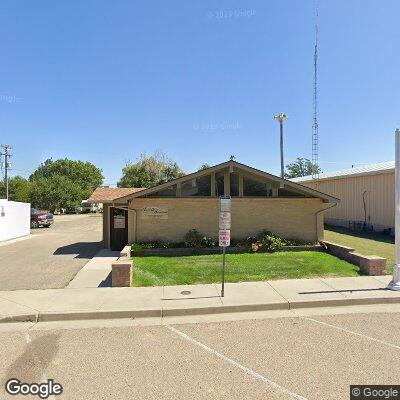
[1,275,399,323]
[66,249,119,288]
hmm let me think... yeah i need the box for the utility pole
[389,128,400,291]
[1,144,11,200]
[274,113,287,178]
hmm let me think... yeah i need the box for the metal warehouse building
[293,161,395,233]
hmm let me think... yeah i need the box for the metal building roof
[292,161,395,183]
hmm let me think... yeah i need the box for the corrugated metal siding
[302,172,394,229]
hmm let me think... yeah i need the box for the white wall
[0,200,30,242]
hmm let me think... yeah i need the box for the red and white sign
[219,212,231,230]
[219,229,230,247]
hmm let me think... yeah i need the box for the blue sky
[0,0,399,185]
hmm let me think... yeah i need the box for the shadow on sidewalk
[98,272,112,287]
[53,241,104,259]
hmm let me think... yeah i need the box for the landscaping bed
[131,251,360,287]
[133,244,322,257]
[325,227,394,272]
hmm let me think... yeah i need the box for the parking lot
[0,306,399,399]
[0,215,102,290]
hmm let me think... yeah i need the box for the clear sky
[0,0,399,186]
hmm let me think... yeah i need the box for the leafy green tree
[118,152,185,188]
[30,158,103,197]
[198,163,211,171]
[284,158,322,179]
[28,158,103,211]
[29,175,83,212]
[0,176,32,203]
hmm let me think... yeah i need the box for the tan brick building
[89,161,339,250]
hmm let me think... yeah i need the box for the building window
[215,172,224,196]
[243,176,272,197]
[230,173,239,197]
[278,188,306,198]
[148,185,177,197]
[181,175,211,196]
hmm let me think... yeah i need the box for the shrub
[257,230,284,252]
[200,236,217,248]
[131,243,143,253]
[131,229,308,252]
[184,229,203,247]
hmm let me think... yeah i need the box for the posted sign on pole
[219,195,231,297]
[219,229,230,247]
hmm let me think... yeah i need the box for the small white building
[0,200,30,242]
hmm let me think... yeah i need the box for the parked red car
[30,208,54,229]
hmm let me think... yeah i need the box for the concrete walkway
[1,275,399,323]
[66,249,119,288]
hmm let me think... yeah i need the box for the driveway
[0,214,103,290]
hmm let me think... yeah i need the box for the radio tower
[312,0,320,185]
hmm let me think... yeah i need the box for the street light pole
[274,113,287,179]
[389,128,400,290]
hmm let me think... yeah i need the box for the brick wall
[128,197,325,243]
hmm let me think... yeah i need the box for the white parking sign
[219,229,230,247]
[219,212,231,230]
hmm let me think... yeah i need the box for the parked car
[65,207,81,214]
[30,208,54,229]
[81,200,101,213]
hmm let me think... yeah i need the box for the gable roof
[111,160,340,204]
[292,161,395,183]
[88,187,146,203]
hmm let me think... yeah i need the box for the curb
[2,295,400,323]
[0,313,38,323]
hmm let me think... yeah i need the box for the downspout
[315,202,338,243]
[131,208,137,243]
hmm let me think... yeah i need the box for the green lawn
[132,251,359,287]
[324,227,395,272]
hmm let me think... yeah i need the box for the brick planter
[321,241,387,276]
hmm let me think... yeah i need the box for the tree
[118,152,185,188]
[0,176,31,202]
[29,175,83,212]
[284,158,322,179]
[198,163,211,171]
[29,158,104,211]
[30,158,103,197]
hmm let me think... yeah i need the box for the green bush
[257,230,285,252]
[131,229,309,252]
[184,229,203,248]
[131,243,143,253]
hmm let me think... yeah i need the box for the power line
[0,144,12,199]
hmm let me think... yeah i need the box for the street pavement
[0,215,102,290]
[0,305,399,399]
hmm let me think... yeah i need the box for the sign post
[219,196,231,297]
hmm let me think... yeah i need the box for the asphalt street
[0,307,399,400]
[0,215,102,290]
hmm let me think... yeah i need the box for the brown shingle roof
[88,187,146,203]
